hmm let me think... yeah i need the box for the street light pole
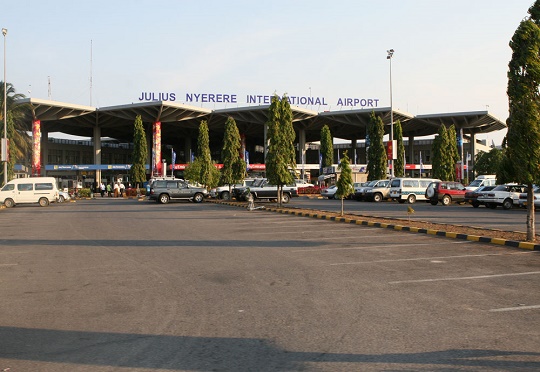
[2,28,7,185]
[387,49,394,178]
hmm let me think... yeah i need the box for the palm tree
[0,82,31,183]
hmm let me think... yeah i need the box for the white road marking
[330,250,532,266]
[389,271,540,284]
[490,304,540,312]
[292,242,436,253]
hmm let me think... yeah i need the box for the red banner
[32,120,41,176]
[153,121,162,176]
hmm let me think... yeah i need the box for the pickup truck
[233,178,298,203]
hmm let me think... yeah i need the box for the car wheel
[221,191,230,200]
[407,194,416,204]
[426,187,435,198]
[159,194,170,204]
[502,198,513,210]
[442,195,451,206]
[39,197,50,207]
[58,195,65,203]
[3,198,14,208]
[282,193,291,204]
[430,200,438,206]
[472,201,480,208]
[193,193,204,203]
[373,193,383,202]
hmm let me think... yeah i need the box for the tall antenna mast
[90,40,93,106]
[48,76,51,99]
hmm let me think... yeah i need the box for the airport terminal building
[14,98,505,188]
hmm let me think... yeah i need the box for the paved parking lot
[293,196,540,233]
[0,199,539,371]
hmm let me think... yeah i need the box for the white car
[210,179,255,200]
[57,190,71,203]
[321,185,338,199]
[354,179,389,201]
[517,186,540,208]
[477,184,527,210]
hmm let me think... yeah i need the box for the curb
[207,199,540,251]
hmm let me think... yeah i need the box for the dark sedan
[464,185,496,208]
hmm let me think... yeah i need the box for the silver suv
[149,180,208,204]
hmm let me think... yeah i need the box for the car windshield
[367,180,378,187]
[468,179,483,187]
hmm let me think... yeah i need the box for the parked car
[149,179,208,204]
[321,185,338,199]
[354,179,390,201]
[233,178,298,203]
[210,179,255,200]
[57,190,71,203]
[465,175,497,191]
[364,182,392,202]
[477,184,527,210]
[464,185,496,208]
[517,186,540,208]
[389,177,441,204]
[295,179,315,188]
[0,177,59,208]
[425,181,467,206]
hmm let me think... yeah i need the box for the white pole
[387,49,395,178]
[2,28,7,185]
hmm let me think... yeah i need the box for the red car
[425,181,467,206]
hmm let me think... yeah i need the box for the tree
[500,0,540,241]
[129,115,148,193]
[185,120,219,188]
[265,94,296,206]
[0,82,31,184]
[431,125,454,181]
[320,124,333,169]
[335,150,354,216]
[447,124,460,181]
[474,148,503,175]
[366,111,387,181]
[394,119,405,177]
[220,116,246,196]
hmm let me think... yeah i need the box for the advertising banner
[32,120,41,176]
[153,121,162,176]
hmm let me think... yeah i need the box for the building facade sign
[138,92,380,109]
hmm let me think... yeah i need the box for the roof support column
[93,125,101,187]
[32,119,42,176]
[152,121,162,177]
[185,137,192,164]
[471,132,477,179]
[298,128,306,180]
[408,135,414,177]
[352,139,357,165]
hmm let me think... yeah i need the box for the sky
[2,0,537,145]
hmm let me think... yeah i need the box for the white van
[389,177,441,204]
[0,177,59,208]
[466,175,497,191]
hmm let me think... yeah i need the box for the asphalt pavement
[0,198,539,371]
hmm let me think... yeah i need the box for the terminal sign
[138,91,380,108]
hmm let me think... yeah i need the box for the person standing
[106,183,112,197]
[100,182,106,197]
[114,182,120,197]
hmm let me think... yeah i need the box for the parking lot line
[389,270,540,284]
[489,304,540,312]
[329,250,533,266]
[291,242,436,253]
